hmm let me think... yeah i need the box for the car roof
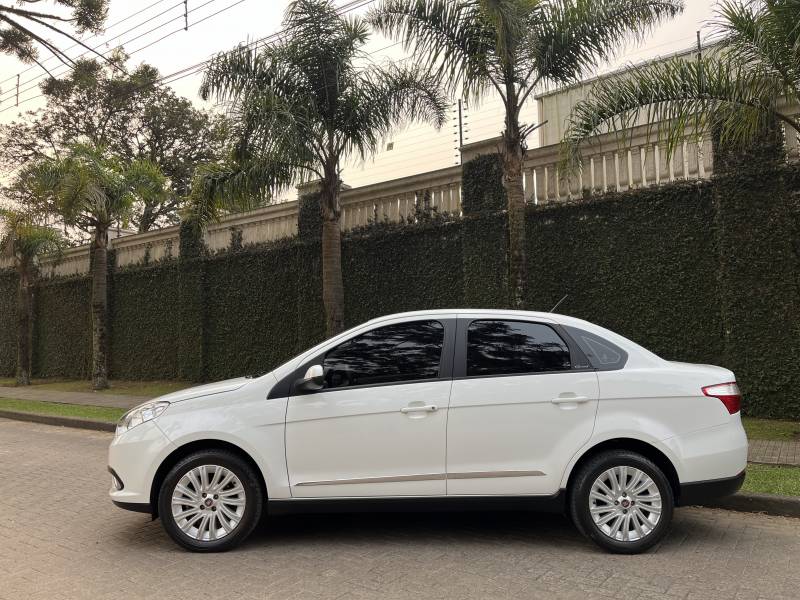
[364,309,583,326]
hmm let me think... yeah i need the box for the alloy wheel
[588,465,662,542]
[170,464,247,542]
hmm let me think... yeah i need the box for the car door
[446,316,599,496]
[285,316,455,498]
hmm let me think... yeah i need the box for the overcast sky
[0,0,718,189]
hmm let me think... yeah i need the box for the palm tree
[191,0,447,337]
[369,0,684,308]
[563,0,800,166]
[0,208,65,385]
[25,143,168,389]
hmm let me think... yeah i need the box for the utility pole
[16,74,19,107]
[697,30,703,91]
[184,0,189,30]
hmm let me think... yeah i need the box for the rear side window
[467,320,572,376]
[564,326,628,370]
[323,320,444,388]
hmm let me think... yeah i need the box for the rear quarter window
[564,326,628,371]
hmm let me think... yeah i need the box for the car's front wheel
[569,450,674,554]
[158,449,263,552]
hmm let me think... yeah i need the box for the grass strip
[0,397,125,423]
[742,464,800,497]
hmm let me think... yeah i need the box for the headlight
[116,401,169,436]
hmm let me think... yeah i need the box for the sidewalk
[749,438,800,467]
[0,386,149,410]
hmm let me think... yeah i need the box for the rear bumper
[677,470,745,506]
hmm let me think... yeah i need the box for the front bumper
[108,420,174,510]
[677,470,746,506]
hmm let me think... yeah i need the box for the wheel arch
[149,439,268,519]
[563,438,681,503]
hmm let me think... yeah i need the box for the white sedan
[109,310,747,553]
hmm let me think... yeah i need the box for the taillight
[702,382,741,414]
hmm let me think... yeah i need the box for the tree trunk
[91,228,110,390]
[16,264,33,386]
[502,87,527,309]
[320,170,345,337]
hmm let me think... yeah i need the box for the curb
[696,492,800,519]
[0,410,115,432]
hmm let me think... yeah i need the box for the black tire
[158,449,263,552]
[569,450,674,554]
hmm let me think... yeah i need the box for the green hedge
[714,143,800,419]
[204,241,300,381]
[32,276,92,378]
[0,272,17,377]
[526,181,723,365]
[110,263,181,380]
[343,221,465,326]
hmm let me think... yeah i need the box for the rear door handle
[551,395,590,404]
[401,405,438,413]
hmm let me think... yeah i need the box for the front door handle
[551,395,590,404]
[401,405,438,413]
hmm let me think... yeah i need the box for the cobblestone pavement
[3,418,800,600]
[749,438,800,466]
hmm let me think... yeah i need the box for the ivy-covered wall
[526,181,722,365]
[32,276,92,378]
[110,264,182,380]
[0,272,17,377]
[0,155,797,418]
[343,221,465,326]
[204,242,300,381]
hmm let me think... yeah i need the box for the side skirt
[267,492,566,516]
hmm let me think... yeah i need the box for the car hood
[155,377,252,404]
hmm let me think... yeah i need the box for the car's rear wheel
[569,450,674,554]
[158,450,263,552]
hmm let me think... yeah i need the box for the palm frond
[337,64,449,160]
[186,159,306,229]
[532,0,684,86]
[368,0,495,100]
[562,55,794,166]
[713,0,800,93]
[0,207,66,265]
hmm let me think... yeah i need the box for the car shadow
[242,509,590,550]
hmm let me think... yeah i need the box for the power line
[1,0,377,114]
[0,0,223,105]
[0,0,177,87]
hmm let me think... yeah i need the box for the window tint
[467,320,571,376]
[564,326,628,370]
[323,320,444,388]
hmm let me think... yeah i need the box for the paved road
[2,418,800,600]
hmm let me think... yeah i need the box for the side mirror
[295,364,324,393]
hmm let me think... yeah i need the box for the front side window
[467,320,572,376]
[323,320,444,388]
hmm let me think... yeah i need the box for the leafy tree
[24,143,169,389]
[192,0,447,337]
[0,1,107,73]
[563,0,800,164]
[0,55,229,232]
[0,208,65,385]
[370,0,683,308]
